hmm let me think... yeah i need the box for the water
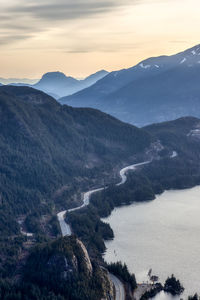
[103,186,200,298]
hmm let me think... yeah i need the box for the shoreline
[102,185,200,298]
[57,159,151,237]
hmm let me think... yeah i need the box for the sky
[0,0,200,79]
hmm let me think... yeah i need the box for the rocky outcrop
[24,236,93,285]
[76,239,93,275]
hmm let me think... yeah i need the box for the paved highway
[57,160,150,237]
[57,160,152,300]
[117,161,151,186]
[57,151,178,299]
[108,272,125,300]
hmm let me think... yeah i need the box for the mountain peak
[39,71,76,83]
[61,43,200,126]
[32,70,109,99]
[42,71,66,78]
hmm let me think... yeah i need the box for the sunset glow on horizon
[1,0,200,78]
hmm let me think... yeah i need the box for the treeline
[141,274,184,300]
[23,236,107,300]
[164,274,184,295]
[68,207,114,256]
[189,294,200,300]
[0,236,110,300]
[0,86,152,299]
[107,262,137,291]
[140,283,163,300]
[90,154,200,221]
[67,151,200,262]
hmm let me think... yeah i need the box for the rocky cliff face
[76,239,93,275]
[24,236,94,282]
[23,236,114,299]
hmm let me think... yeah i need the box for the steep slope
[0,85,151,232]
[1,236,112,300]
[61,44,200,126]
[23,236,111,300]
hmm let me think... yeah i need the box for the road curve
[57,160,150,237]
[57,151,177,236]
[57,152,177,299]
[57,160,151,300]
[108,272,125,300]
[117,161,151,186]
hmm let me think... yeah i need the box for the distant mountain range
[0,70,108,99]
[33,70,108,99]
[60,44,200,126]
[0,78,38,85]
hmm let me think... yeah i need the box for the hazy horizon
[1,0,200,78]
[1,41,200,81]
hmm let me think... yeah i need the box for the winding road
[108,273,125,300]
[57,160,151,300]
[57,150,178,300]
[57,160,151,238]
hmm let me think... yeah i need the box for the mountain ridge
[32,69,109,98]
[0,85,151,224]
[60,43,200,126]
[0,70,109,99]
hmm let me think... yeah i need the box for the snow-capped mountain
[137,44,200,69]
[60,44,200,126]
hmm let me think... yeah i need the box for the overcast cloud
[0,0,198,78]
[0,0,133,46]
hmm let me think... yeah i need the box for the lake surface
[103,186,200,298]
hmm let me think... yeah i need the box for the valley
[1,86,200,299]
[1,1,200,299]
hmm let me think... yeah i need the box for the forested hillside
[70,117,200,259]
[0,86,152,299]
[1,87,200,299]
[0,236,113,300]
[0,85,151,235]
